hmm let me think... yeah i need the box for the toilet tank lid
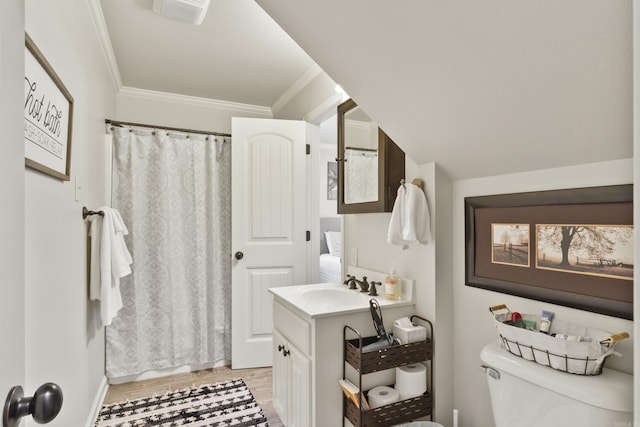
[481,341,633,413]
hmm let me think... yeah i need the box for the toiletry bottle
[385,268,400,300]
[539,310,554,334]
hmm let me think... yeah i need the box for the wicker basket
[343,315,434,426]
[344,337,432,374]
[490,304,628,375]
[345,392,432,427]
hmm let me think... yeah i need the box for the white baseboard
[85,375,108,427]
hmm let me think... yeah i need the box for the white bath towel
[89,207,133,326]
[387,183,431,247]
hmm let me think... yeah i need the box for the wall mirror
[337,99,405,214]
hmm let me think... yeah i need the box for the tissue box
[392,321,427,344]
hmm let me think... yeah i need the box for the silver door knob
[234,251,244,260]
[3,383,63,427]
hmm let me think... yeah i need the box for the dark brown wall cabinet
[337,98,405,214]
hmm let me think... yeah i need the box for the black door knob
[3,383,63,427]
[234,251,244,260]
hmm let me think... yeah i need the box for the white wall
[342,159,455,424]
[24,1,116,425]
[452,159,634,427]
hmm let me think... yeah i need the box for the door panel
[288,344,311,427]
[231,118,308,369]
[1,3,26,415]
[249,268,292,335]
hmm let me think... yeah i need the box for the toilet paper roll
[395,363,427,399]
[345,364,395,391]
[367,385,400,409]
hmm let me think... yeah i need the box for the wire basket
[489,304,628,376]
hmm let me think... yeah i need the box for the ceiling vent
[152,0,211,25]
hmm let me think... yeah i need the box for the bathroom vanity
[269,268,417,427]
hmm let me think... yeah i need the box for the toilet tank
[480,341,633,427]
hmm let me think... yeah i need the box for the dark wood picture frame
[465,185,633,320]
[24,33,74,181]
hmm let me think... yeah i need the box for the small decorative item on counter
[538,310,554,334]
[385,267,401,300]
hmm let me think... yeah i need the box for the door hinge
[306,230,311,241]
[306,144,310,155]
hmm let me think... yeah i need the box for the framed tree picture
[24,33,74,181]
[465,185,633,319]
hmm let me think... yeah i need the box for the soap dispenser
[385,267,401,300]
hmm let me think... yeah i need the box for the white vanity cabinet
[271,277,417,427]
[273,303,312,427]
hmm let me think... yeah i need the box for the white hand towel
[387,183,431,246]
[88,207,133,326]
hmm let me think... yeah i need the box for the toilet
[480,341,633,427]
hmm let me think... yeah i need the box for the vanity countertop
[269,276,414,319]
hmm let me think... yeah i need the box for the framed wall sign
[24,33,74,181]
[465,185,633,320]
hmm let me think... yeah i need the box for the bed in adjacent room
[319,217,341,283]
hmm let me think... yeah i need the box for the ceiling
[98,0,633,180]
[99,0,317,108]
[258,0,633,180]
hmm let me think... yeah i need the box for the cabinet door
[287,344,311,427]
[272,331,289,425]
[337,98,405,214]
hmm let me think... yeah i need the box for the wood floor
[103,366,284,427]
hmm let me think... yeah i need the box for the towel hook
[400,178,425,192]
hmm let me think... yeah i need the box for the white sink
[269,271,414,318]
[300,287,367,306]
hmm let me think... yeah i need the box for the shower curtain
[106,126,231,379]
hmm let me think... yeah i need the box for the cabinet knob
[283,349,290,357]
[277,345,285,352]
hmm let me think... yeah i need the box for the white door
[1,9,26,425]
[231,118,308,369]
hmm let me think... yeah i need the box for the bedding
[319,253,341,283]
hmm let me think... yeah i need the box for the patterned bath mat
[95,378,269,427]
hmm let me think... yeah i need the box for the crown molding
[271,64,323,115]
[303,92,343,124]
[119,87,273,116]
[87,0,123,91]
